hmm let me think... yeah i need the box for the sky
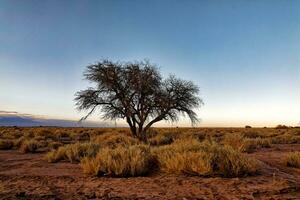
[0,0,299,127]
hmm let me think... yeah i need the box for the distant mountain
[0,116,40,126]
[0,113,111,127]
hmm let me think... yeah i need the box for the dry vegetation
[0,126,299,178]
[0,126,300,199]
[285,151,300,168]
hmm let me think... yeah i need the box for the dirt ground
[0,144,299,200]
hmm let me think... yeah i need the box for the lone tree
[75,60,203,140]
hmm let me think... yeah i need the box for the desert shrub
[245,125,252,128]
[1,131,22,139]
[216,145,258,177]
[55,130,71,138]
[153,139,258,177]
[13,136,26,148]
[153,150,213,176]
[33,135,46,141]
[241,138,272,153]
[45,147,67,163]
[81,145,153,177]
[168,137,206,152]
[148,134,174,146]
[285,129,300,136]
[271,134,300,144]
[242,131,261,138]
[24,131,35,138]
[48,141,63,150]
[222,133,244,151]
[65,143,100,162]
[46,142,100,163]
[285,152,300,168]
[20,140,39,153]
[276,125,289,129]
[177,131,207,142]
[34,129,54,139]
[92,133,140,148]
[0,139,14,150]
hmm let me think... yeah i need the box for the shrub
[34,129,55,140]
[245,125,252,129]
[48,141,63,150]
[13,136,26,148]
[271,134,300,144]
[81,145,153,177]
[153,150,213,176]
[65,143,100,163]
[45,142,100,163]
[241,138,272,153]
[55,130,71,138]
[20,140,39,153]
[276,125,289,129]
[242,131,261,138]
[45,147,67,163]
[222,133,244,151]
[1,131,22,139]
[285,152,300,168]
[216,145,258,177]
[92,133,140,148]
[0,139,14,150]
[148,134,174,146]
[153,139,258,177]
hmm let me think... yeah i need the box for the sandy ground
[0,144,299,200]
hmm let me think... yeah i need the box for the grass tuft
[45,142,100,163]
[81,145,153,177]
[0,139,14,150]
[285,152,300,168]
[20,139,39,153]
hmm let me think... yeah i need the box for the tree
[75,59,203,141]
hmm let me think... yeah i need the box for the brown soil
[0,144,300,200]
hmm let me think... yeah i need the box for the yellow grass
[81,145,153,177]
[285,152,300,168]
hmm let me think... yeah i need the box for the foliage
[75,59,203,140]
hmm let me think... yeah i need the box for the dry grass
[222,133,272,153]
[2,127,299,178]
[45,142,100,163]
[20,139,39,153]
[222,133,244,151]
[148,134,174,146]
[81,145,153,177]
[48,141,63,150]
[241,138,272,153]
[153,139,258,177]
[45,146,68,163]
[92,133,140,148]
[13,136,26,148]
[0,139,14,150]
[271,134,300,144]
[285,152,300,168]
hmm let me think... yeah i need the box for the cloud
[0,110,19,114]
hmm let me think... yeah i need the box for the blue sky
[0,0,299,127]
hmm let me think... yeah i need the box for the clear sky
[0,0,299,127]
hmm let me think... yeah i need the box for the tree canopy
[75,59,203,140]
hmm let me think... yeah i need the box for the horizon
[1,0,300,127]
